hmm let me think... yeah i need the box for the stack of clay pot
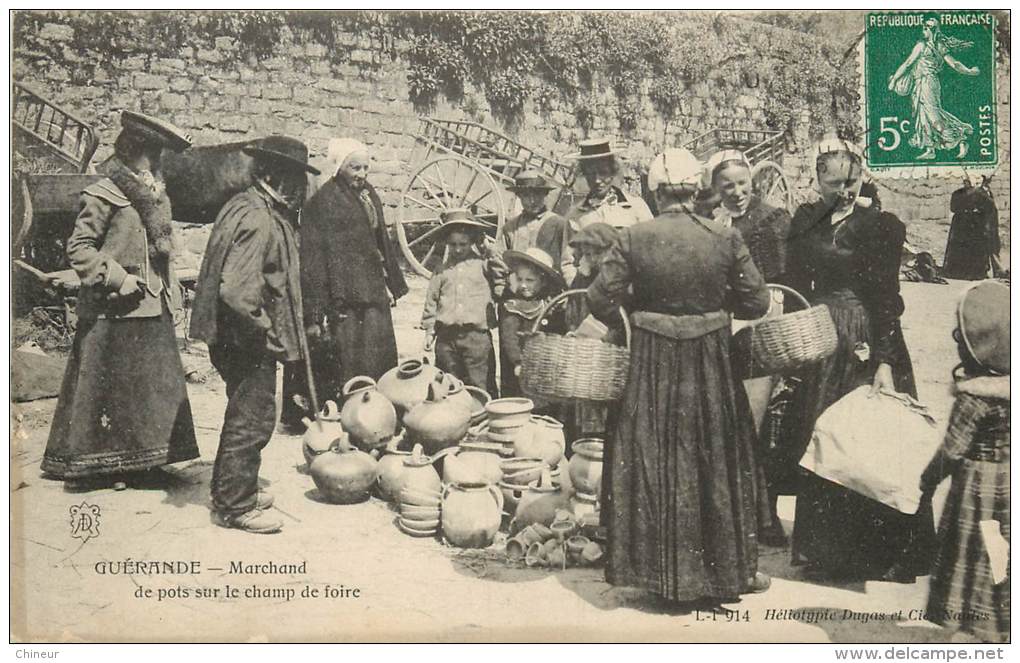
[483,397,534,455]
[506,509,605,569]
[394,444,443,537]
[567,438,604,520]
[497,457,546,517]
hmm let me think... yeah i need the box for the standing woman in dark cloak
[942,175,1001,280]
[778,137,935,582]
[282,138,408,427]
[42,111,199,488]
[588,149,771,606]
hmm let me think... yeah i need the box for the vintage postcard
[9,8,1012,648]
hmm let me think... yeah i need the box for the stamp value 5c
[864,11,997,175]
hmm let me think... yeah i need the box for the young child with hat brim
[421,208,506,394]
[920,280,1010,643]
[498,247,566,400]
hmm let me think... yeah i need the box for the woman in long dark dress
[942,177,1000,280]
[281,138,408,427]
[778,138,935,582]
[588,149,771,605]
[42,111,199,488]
[705,149,794,547]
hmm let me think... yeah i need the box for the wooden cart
[683,126,793,213]
[396,117,580,277]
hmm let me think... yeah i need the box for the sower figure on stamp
[191,136,319,534]
[41,111,199,491]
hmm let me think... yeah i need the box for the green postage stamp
[863,11,997,177]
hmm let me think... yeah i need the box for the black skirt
[42,307,199,479]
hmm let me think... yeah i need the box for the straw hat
[503,247,566,290]
[507,169,556,193]
[566,138,622,161]
[435,208,491,239]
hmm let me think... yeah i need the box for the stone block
[134,73,169,91]
[151,58,186,73]
[311,60,332,76]
[269,102,298,118]
[263,85,292,100]
[317,77,347,93]
[220,82,248,97]
[293,86,321,106]
[121,56,147,72]
[219,115,251,133]
[40,23,75,42]
[45,65,70,82]
[248,85,263,98]
[305,43,327,58]
[197,49,223,64]
[215,37,237,51]
[110,91,138,109]
[285,119,308,136]
[373,160,403,176]
[350,49,375,65]
[160,92,189,110]
[187,94,206,110]
[210,69,241,81]
[170,77,194,92]
[207,94,239,112]
[261,57,289,71]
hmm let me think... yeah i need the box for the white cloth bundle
[799,386,942,513]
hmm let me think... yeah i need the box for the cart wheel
[396,155,508,278]
[751,160,793,214]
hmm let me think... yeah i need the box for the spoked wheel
[396,155,508,278]
[751,160,793,214]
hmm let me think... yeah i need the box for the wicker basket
[748,284,838,376]
[519,289,631,403]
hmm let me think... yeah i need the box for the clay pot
[570,491,599,521]
[441,482,504,549]
[498,480,529,516]
[550,519,577,541]
[397,444,443,497]
[308,444,379,504]
[566,536,591,564]
[403,382,472,455]
[301,401,345,467]
[512,469,570,533]
[516,415,566,467]
[376,445,413,502]
[400,487,442,508]
[442,449,503,486]
[581,541,605,565]
[377,358,446,415]
[339,376,398,452]
[464,386,492,425]
[484,397,534,426]
[400,504,441,521]
[568,438,604,495]
[399,516,440,531]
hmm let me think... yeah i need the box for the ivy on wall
[14,10,878,136]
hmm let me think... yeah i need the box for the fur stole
[105,159,174,260]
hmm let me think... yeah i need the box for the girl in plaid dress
[922,280,1010,643]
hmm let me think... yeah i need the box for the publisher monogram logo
[70,501,101,543]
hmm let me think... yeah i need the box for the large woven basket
[748,284,838,376]
[519,289,631,403]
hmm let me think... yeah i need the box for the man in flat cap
[191,135,319,534]
[42,111,199,490]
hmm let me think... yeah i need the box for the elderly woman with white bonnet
[281,137,408,430]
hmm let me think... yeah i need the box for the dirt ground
[10,277,979,643]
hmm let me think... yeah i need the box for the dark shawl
[300,177,408,322]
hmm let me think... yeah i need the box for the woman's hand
[869,362,895,397]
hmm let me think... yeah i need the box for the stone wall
[13,13,1010,258]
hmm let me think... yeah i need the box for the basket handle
[529,288,632,350]
[743,283,811,327]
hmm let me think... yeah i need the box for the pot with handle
[441,482,504,548]
[301,401,346,467]
[339,376,398,453]
[308,440,379,504]
[568,438,604,495]
[403,381,472,455]
[377,357,446,416]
